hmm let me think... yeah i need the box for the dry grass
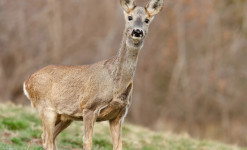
[0,103,246,150]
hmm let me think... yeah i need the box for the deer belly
[54,98,82,117]
[96,100,127,122]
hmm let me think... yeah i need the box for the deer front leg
[109,108,127,150]
[83,109,97,150]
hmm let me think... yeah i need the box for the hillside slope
[0,103,246,150]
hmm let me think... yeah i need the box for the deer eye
[128,16,133,21]
[145,19,150,24]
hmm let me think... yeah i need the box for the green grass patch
[1,117,29,130]
[10,137,23,145]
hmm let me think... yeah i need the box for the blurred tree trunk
[155,0,190,130]
[168,0,189,98]
[243,0,247,32]
[47,0,62,63]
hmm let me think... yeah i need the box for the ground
[0,103,246,150]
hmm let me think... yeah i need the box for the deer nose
[131,29,143,38]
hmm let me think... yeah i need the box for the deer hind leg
[41,121,48,149]
[40,109,58,150]
[53,119,72,147]
[83,109,97,150]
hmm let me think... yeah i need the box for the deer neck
[113,31,142,90]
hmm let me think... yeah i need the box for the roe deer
[23,0,164,149]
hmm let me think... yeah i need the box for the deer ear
[146,0,164,16]
[120,0,136,13]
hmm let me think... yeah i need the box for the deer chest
[96,100,128,122]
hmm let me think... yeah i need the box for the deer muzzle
[131,29,144,38]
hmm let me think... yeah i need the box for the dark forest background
[0,0,247,146]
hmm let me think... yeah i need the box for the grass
[0,103,246,150]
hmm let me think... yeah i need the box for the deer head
[120,0,164,48]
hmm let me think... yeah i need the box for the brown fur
[23,0,163,149]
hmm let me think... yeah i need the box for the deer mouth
[130,33,144,44]
[131,35,143,40]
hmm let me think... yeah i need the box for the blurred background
[0,0,247,147]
